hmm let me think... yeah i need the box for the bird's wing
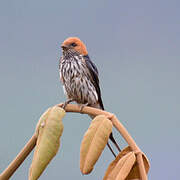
[83,55,104,110]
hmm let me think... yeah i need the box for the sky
[0,0,180,179]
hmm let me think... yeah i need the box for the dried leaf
[29,106,65,180]
[80,115,113,174]
[126,153,149,180]
[103,146,132,180]
[107,152,136,180]
[103,146,150,180]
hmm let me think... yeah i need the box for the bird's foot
[62,99,75,109]
[79,103,89,113]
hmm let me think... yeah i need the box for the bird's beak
[61,44,69,50]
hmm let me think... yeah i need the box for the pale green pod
[29,106,65,180]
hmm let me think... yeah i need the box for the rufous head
[61,37,88,56]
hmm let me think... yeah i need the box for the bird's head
[61,37,88,56]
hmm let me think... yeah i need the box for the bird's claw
[62,99,74,109]
[79,103,89,113]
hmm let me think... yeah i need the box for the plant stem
[0,134,37,180]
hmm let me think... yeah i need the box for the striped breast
[59,54,98,105]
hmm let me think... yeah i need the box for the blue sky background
[0,0,180,179]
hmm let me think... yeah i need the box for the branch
[0,134,37,180]
[0,104,148,180]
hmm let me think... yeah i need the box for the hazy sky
[0,1,180,179]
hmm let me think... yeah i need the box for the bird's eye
[71,43,77,47]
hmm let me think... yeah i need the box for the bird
[59,37,121,157]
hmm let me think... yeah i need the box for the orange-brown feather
[61,37,88,55]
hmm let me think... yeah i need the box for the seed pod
[126,153,149,180]
[103,146,150,180]
[80,115,113,174]
[35,108,52,135]
[29,106,65,180]
[107,152,136,180]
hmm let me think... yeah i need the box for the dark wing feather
[83,55,104,110]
